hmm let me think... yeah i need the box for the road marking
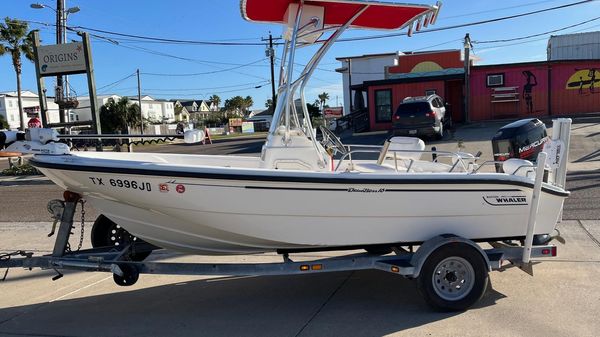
[578,220,600,249]
[49,275,112,303]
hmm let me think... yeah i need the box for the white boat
[3,0,570,255]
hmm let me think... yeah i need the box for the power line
[143,81,271,91]
[474,21,600,51]
[336,0,596,43]
[68,24,273,46]
[23,0,596,47]
[140,58,269,77]
[87,35,270,80]
[442,0,565,20]
[142,83,269,97]
[79,72,136,96]
[473,16,600,44]
[96,72,137,91]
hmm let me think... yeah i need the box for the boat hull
[31,154,567,255]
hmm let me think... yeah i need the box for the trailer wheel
[113,264,139,286]
[91,215,151,261]
[417,243,489,311]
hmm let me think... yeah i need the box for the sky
[1,0,599,110]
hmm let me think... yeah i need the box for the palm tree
[209,94,221,111]
[100,97,144,133]
[0,18,35,130]
[243,95,253,116]
[318,92,330,112]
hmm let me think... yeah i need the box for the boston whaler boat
[0,0,572,311]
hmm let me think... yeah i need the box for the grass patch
[1,163,41,176]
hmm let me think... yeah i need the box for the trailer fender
[409,234,492,278]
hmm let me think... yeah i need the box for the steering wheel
[319,126,347,156]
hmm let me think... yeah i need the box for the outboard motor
[0,131,26,148]
[0,128,69,155]
[491,118,548,173]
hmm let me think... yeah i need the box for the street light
[31,3,79,13]
[30,2,80,128]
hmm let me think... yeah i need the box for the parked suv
[392,95,450,139]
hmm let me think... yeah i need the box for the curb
[0,175,49,183]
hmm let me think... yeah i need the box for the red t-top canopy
[241,0,433,30]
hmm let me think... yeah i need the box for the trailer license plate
[409,130,417,135]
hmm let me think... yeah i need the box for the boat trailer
[0,152,561,311]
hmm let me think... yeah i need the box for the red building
[361,50,600,131]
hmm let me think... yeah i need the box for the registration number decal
[89,177,152,192]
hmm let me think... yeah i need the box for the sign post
[33,31,102,150]
[31,31,49,127]
[81,32,102,139]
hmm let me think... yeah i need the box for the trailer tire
[91,215,151,261]
[113,264,139,286]
[417,243,489,311]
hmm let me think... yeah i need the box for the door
[444,80,464,123]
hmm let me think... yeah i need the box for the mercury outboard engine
[491,118,548,173]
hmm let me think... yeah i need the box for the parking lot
[0,119,599,337]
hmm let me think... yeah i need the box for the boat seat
[352,162,405,173]
[377,137,425,164]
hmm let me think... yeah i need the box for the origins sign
[37,42,86,76]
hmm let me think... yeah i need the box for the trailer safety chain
[66,199,86,253]
[1,251,32,282]
[77,199,86,252]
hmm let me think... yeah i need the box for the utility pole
[56,0,65,128]
[262,33,277,109]
[137,69,143,134]
[463,33,471,124]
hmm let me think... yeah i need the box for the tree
[223,95,253,117]
[209,94,221,110]
[318,92,330,112]
[100,97,144,134]
[174,103,184,121]
[0,114,9,129]
[0,18,35,130]
[306,101,324,128]
[243,95,253,116]
[265,95,277,113]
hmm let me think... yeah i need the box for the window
[432,97,444,108]
[10,113,14,121]
[425,89,437,96]
[374,89,392,123]
[487,73,504,87]
[8,100,13,108]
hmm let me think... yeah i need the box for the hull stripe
[30,157,569,197]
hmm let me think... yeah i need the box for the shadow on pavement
[574,149,600,163]
[0,270,505,337]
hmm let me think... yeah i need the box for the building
[172,101,190,122]
[335,52,401,116]
[75,94,121,122]
[0,90,60,129]
[76,95,176,124]
[176,100,213,120]
[199,99,219,112]
[340,33,600,131]
[548,31,600,61]
[361,50,466,131]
